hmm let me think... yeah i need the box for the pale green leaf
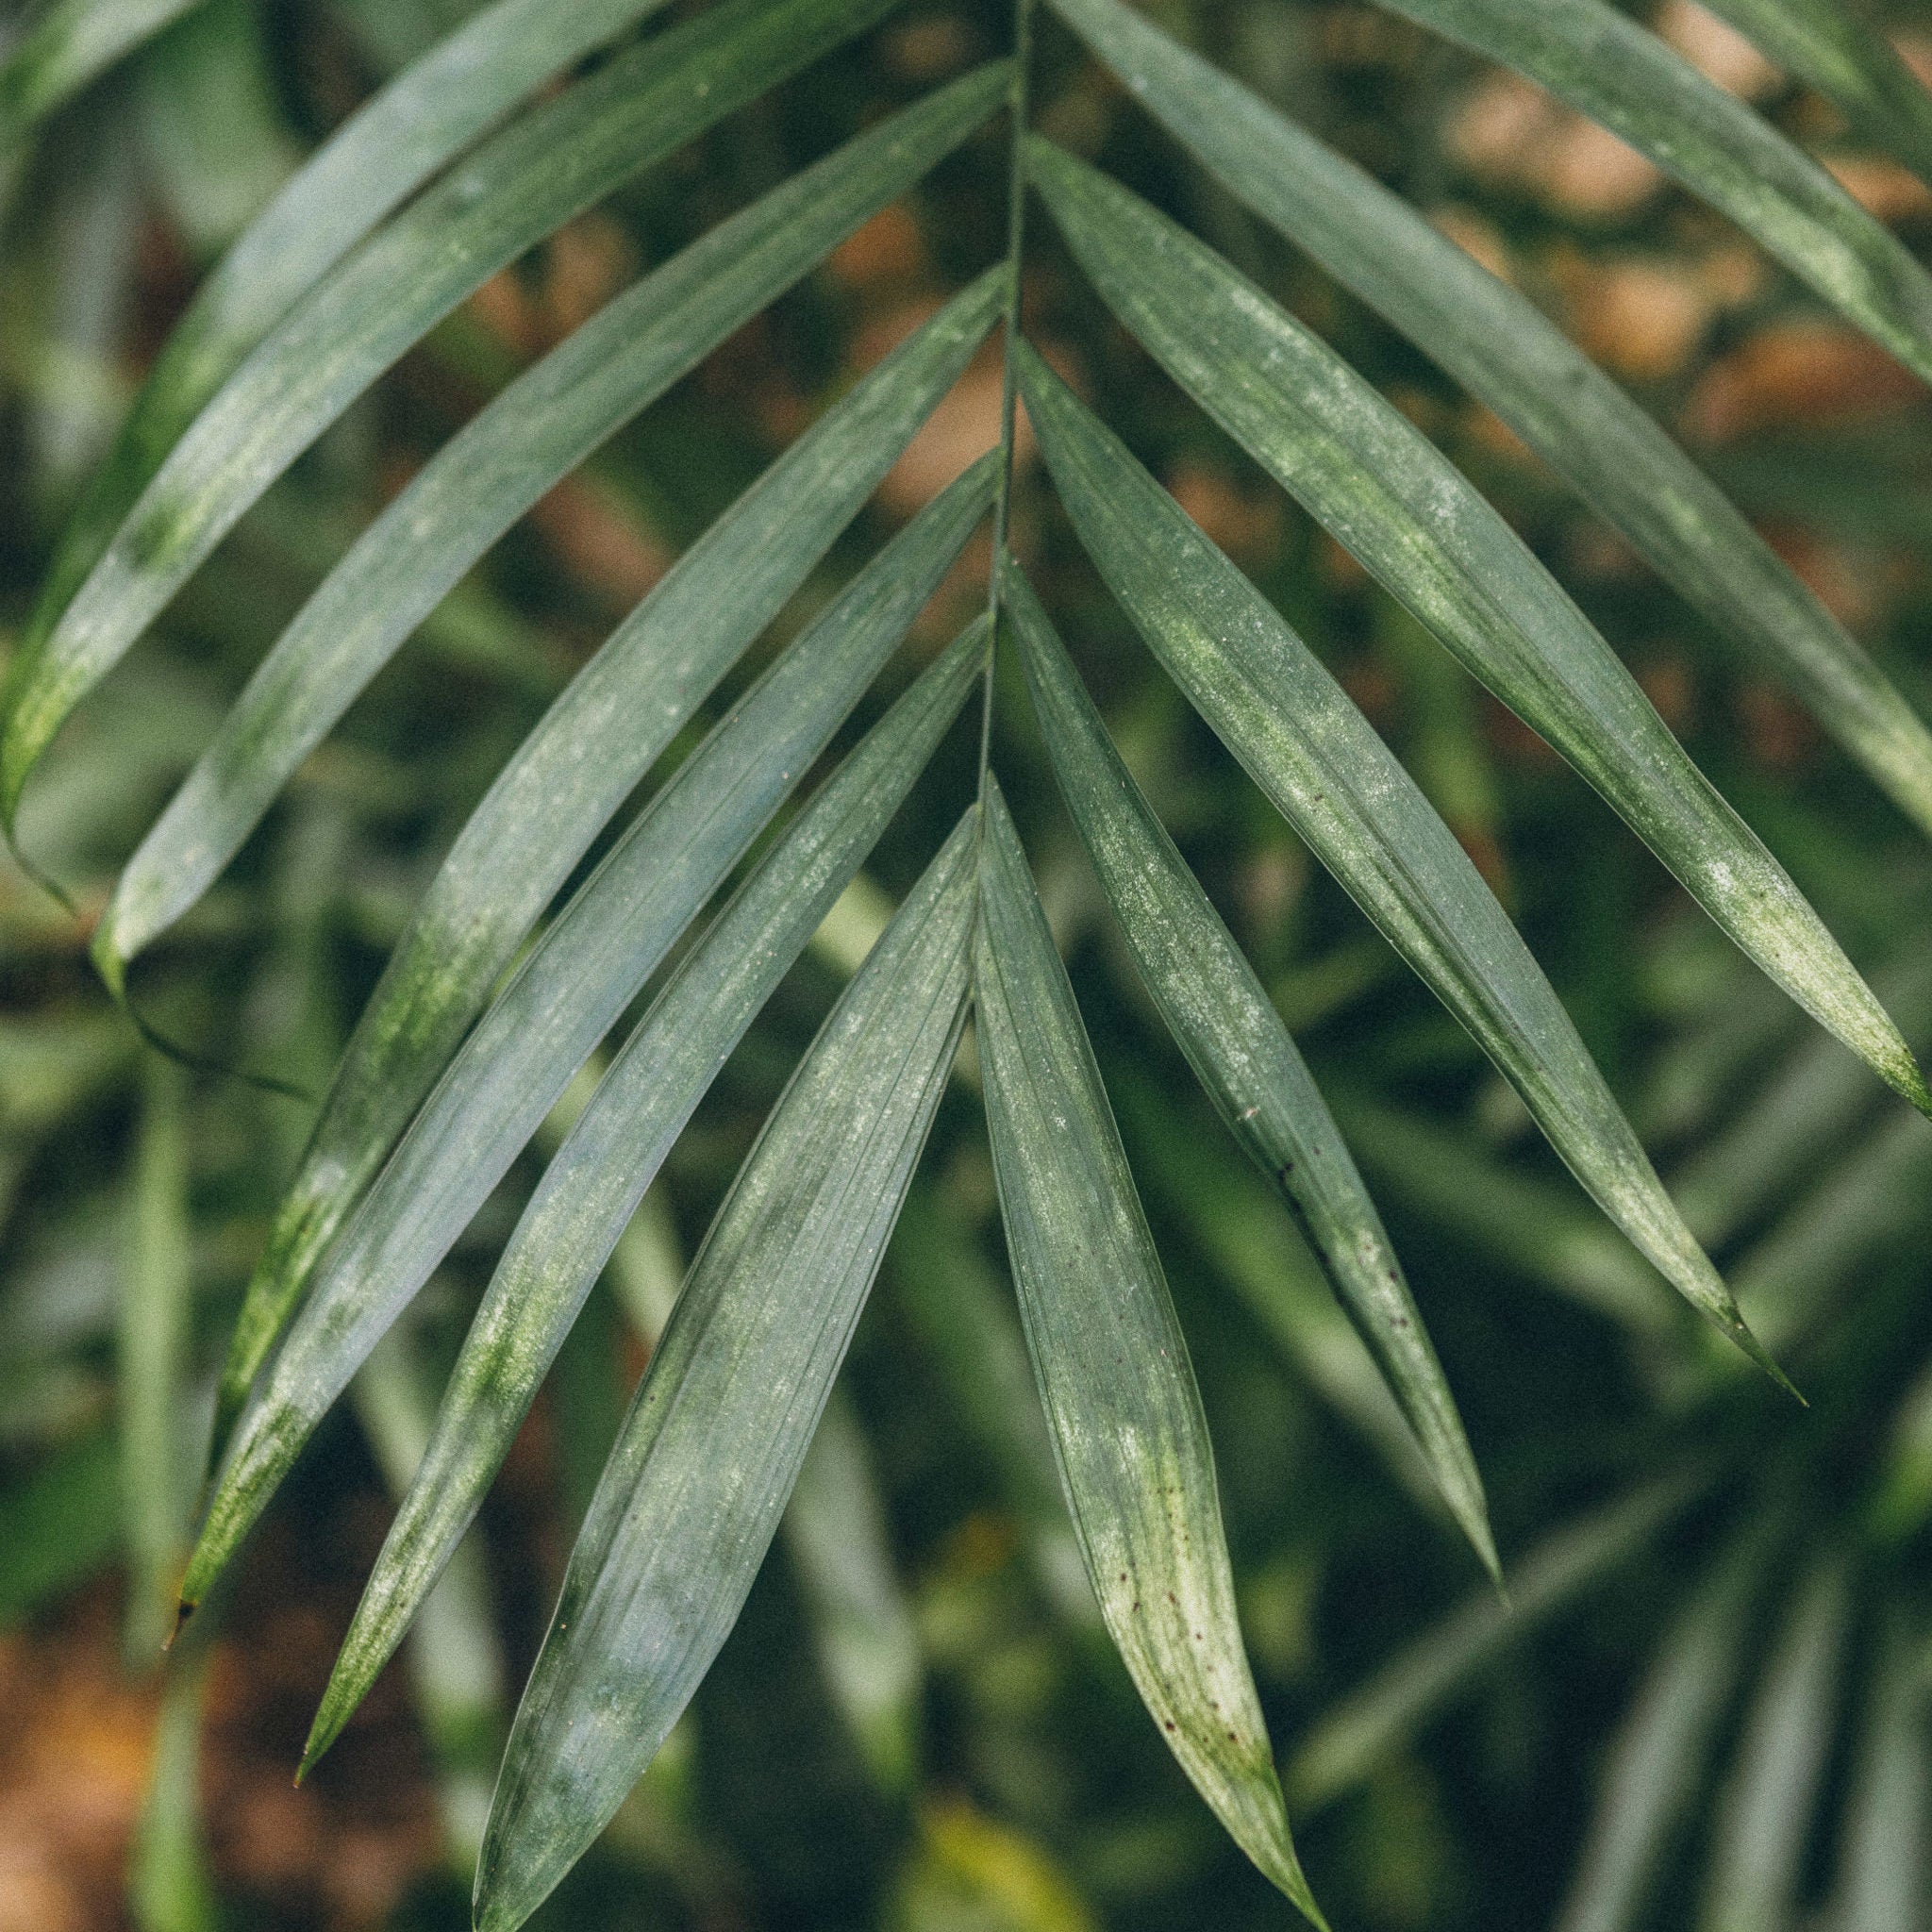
[1014,344,1785,1384]
[1029,141,1929,1117]
[1044,0,1932,844]
[1830,1616,1930,1932]
[210,278,1001,1431]
[179,455,996,1608]
[974,778,1324,1928]
[300,623,983,1771]
[474,808,978,1932]
[0,0,900,830]
[1000,556,1493,1576]
[94,64,1009,974]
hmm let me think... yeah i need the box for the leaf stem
[977,0,1036,798]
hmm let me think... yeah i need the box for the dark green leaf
[1000,557,1492,1575]
[179,454,996,1608]
[1043,0,1932,843]
[94,66,1009,974]
[1029,141,1928,1117]
[0,0,900,831]
[1014,343,1785,1384]
[0,0,201,142]
[22,0,678,660]
[974,778,1324,1927]
[210,278,1002,1432]
[301,623,983,1769]
[474,808,977,1932]
[1371,0,1932,385]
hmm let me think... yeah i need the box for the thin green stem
[976,0,1035,801]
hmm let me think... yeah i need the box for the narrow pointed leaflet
[0,0,899,837]
[1691,0,1932,190]
[210,277,1002,1434]
[302,623,985,1772]
[1030,141,1928,1118]
[20,0,681,671]
[473,811,977,1932]
[95,63,1010,975]
[1000,558,1493,1576]
[974,780,1324,1927]
[180,455,997,1609]
[1369,0,1932,387]
[1043,0,1932,841]
[1014,343,1788,1388]
[0,0,202,143]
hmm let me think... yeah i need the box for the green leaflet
[179,456,996,1609]
[1556,1534,1773,1932]
[1042,0,1932,845]
[119,1055,192,1664]
[1014,343,1784,1384]
[300,623,983,1773]
[1698,0,1932,188]
[209,276,1002,1433]
[1832,1619,1930,1932]
[1370,0,1932,384]
[474,810,978,1932]
[0,0,201,142]
[1698,1559,1847,1932]
[1030,142,1929,1119]
[1287,1474,1701,1811]
[974,780,1324,1928]
[22,0,678,667]
[95,65,1010,974]
[0,0,898,833]
[1000,557,1492,1577]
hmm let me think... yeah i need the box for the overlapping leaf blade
[211,276,1002,1427]
[1697,0,1932,187]
[95,64,1010,974]
[999,558,1493,1574]
[1370,0,1932,385]
[1044,0,1932,842]
[974,779,1324,1928]
[22,0,678,652]
[0,0,201,143]
[1014,343,1783,1383]
[0,0,900,829]
[301,622,985,1771]
[1556,1533,1772,1932]
[180,455,996,1607]
[473,809,978,1932]
[1031,141,1928,1117]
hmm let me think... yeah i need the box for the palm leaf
[1373,0,1932,385]
[21,0,680,644]
[300,621,984,1771]
[974,777,1324,1928]
[1028,138,1928,1117]
[0,0,900,833]
[0,0,202,145]
[1696,0,1932,187]
[211,277,1001,1431]
[1045,0,1932,843]
[1013,343,1787,1386]
[179,453,995,1608]
[95,64,1009,976]
[1000,556,1493,1576]
[473,807,977,1932]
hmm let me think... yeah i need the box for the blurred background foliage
[4,0,1932,1926]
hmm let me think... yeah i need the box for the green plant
[6,0,1932,1924]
